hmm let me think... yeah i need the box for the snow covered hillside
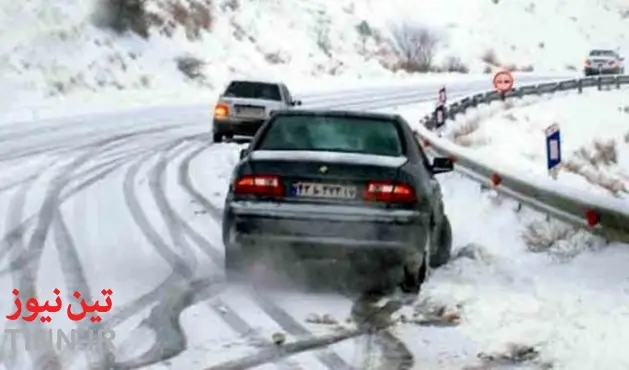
[439,89,629,202]
[2,0,629,108]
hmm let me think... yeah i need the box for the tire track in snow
[206,295,407,370]
[0,129,199,369]
[178,143,357,370]
[1,159,50,370]
[148,141,305,370]
[112,139,301,369]
[3,134,148,370]
[114,138,225,369]
[0,126,193,269]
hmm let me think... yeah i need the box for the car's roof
[228,79,283,85]
[272,109,404,122]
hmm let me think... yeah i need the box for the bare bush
[442,56,469,73]
[503,63,517,72]
[92,0,150,38]
[563,139,628,196]
[522,220,574,253]
[168,0,213,40]
[519,64,534,72]
[481,48,499,66]
[391,23,441,72]
[483,65,492,74]
[176,55,205,79]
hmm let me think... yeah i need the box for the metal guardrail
[415,75,629,242]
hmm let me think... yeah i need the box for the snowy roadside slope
[437,89,629,203]
[2,0,629,109]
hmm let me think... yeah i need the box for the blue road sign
[545,123,561,171]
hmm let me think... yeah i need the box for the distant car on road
[212,80,302,143]
[222,109,454,295]
[584,49,624,76]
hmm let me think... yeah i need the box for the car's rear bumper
[584,67,620,75]
[225,201,429,263]
[213,117,266,137]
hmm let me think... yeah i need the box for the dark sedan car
[222,109,454,294]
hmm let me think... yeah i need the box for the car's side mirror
[431,157,453,174]
[239,149,247,160]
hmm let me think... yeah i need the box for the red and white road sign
[493,70,514,93]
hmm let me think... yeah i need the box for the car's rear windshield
[223,81,281,101]
[589,50,615,57]
[256,115,405,157]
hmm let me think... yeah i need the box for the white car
[584,49,625,76]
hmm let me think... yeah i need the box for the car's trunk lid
[245,150,408,205]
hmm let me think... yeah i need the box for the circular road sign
[493,70,514,93]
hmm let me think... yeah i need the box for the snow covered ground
[2,0,629,112]
[433,88,629,203]
[1,81,629,369]
[3,0,629,368]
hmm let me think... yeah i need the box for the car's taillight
[608,60,616,66]
[234,175,283,197]
[363,181,416,203]
[585,60,592,66]
[214,103,229,118]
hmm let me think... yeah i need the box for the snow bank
[444,88,629,202]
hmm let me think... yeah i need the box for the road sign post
[545,123,561,179]
[493,70,514,99]
[433,86,447,130]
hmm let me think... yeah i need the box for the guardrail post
[597,76,602,91]
[577,79,582,94]
[616,76,621,89]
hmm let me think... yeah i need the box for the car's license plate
[237,107,265,118]
[291,182,357,199]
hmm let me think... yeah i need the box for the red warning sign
[493,70,514,93]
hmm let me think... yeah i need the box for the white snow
[423,88,629,205]
[2,0,629,369]
[2,0,628,115]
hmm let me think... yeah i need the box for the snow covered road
[3,74,626,370]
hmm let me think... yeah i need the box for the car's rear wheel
[399,230,430,294]
[430,215,452,268]
[212,132,223,143]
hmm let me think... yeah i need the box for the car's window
[223,81,281,101]
[257,116,405,157]
[589,50,616,57]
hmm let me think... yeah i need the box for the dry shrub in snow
[391,23,441,72]
[522,220,574,253]
[442,56,469,73]
[563,139,627,196]
[450,120,483,147]
[519,64,534,72]
[176,55,205,79]
[481,48,500,67]
[93,0,150,37]
[522,220,606,259]
[93,0,213,40]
